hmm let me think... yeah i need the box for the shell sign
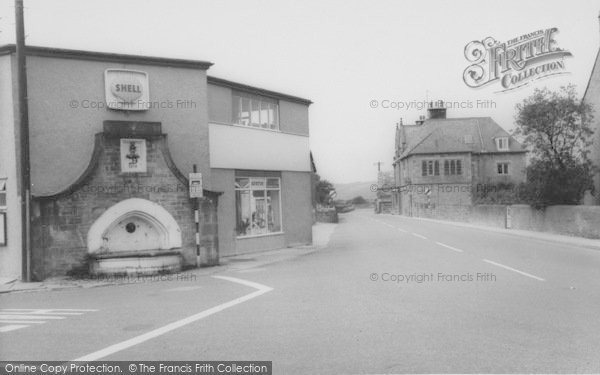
[105,69,150,110]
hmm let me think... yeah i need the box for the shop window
[497,162,509,175]
[0,178,6,209]
[421,160,439,176]
[235,177,282,237]
[232,92,279,130]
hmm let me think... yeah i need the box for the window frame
[443,159,463,176]
[496,162,509,175]
[421,160,439,176]
[0,212,6,246]
[0,178,6,210]
[232,92,280,131]
[234,176,283,238]
[496,137,509,151]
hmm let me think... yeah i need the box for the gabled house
[392,102,527,219]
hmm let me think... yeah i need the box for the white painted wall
[209,123,311,172]
[0,55,22,280]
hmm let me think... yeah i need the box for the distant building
[583,13,600,205]
[392,102,527,219]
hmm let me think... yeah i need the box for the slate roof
[398,117,526,159]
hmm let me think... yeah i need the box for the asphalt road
[1,209,599,373]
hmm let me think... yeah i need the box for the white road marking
[361,215,414,235]
[0,309,98,333]
[434,241,464,253]
[72,276,274,362]
[412,233,428,240]
[0,325,28,333]
[0,315,65,320]
[2,308,98,311]
[483,259,545,281]
[2,309,96,315]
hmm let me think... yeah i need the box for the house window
[497,162,509,175]
[0,178,6,209]
[232,92,279,130]
[421,160,439,176]
[235,177,282,237]
[496,137,509,151]
[443,160,463,175]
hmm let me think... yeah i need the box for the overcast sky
[1,0,599,183]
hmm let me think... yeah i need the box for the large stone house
[583,13,600,205]
[392,102,527,219]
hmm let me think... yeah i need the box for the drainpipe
[15,0,32,281]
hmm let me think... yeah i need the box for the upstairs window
[497,162,509,175]
[496,137,509,151]
[232,92,279,130]
[444,160,463,175]
[421,160,439,176]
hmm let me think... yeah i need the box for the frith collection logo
[463,28,572,92]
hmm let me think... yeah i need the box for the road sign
[189,173,203,198]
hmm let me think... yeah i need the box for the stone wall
[316,207,338,223]
[31,130,219,280]
[471,204,600,239]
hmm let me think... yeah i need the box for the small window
[496,137,509,151]
[0,178,6,209]
[497,162,509,175]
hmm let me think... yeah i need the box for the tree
[514,85,596,208]
[314,174,336,206]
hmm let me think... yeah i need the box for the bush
[474,182,526,205]
[519,159,595,209]
[351,196,367,204]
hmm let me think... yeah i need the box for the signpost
[189,172,203,198]
[190,168,203,267]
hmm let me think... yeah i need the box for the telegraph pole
[15,0,32,281]
[373,161,383,173]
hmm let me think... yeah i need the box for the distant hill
[333,181,377,201]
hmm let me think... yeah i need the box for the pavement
[1,211,599,373]
[0,222,338,294]
[382,213,600,251]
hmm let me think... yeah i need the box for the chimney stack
[427,100,447,119]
